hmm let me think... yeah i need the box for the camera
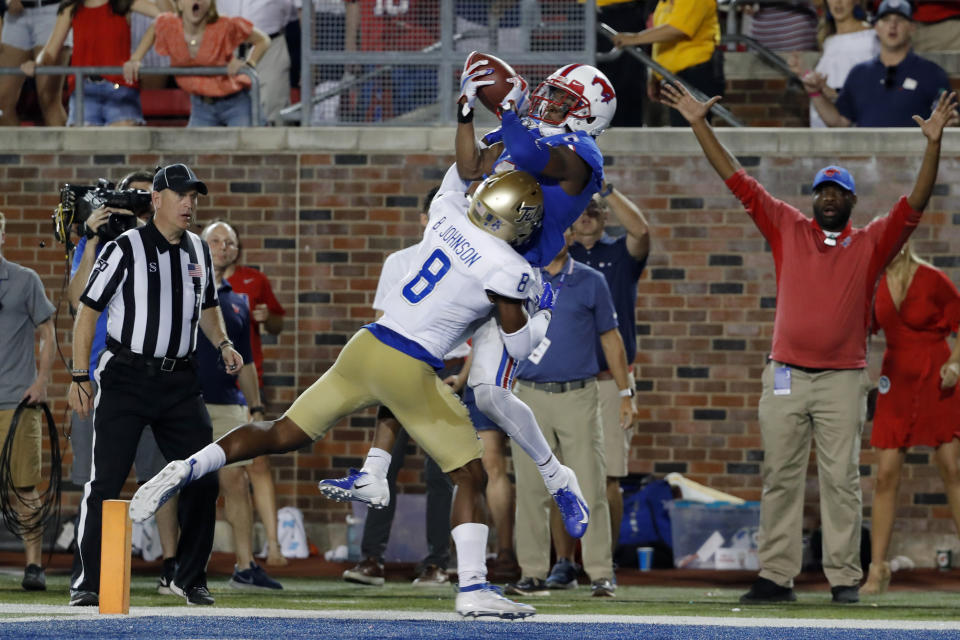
[53,179,153,245]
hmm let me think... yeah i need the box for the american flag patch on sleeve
[187,263,203,278]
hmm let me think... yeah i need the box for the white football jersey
[376,191,540,361]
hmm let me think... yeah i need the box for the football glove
[536,281,555,312]
[499,76,530,117]
[459,56,495,117]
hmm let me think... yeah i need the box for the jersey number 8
[402,249,451,304]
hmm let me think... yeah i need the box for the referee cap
[153,163,208,195]
[812,165,856,194]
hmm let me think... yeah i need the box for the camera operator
[65,170,179,593]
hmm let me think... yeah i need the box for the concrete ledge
[1,126,955,157]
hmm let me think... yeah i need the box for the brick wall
[2,127,959,560]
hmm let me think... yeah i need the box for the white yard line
[0,604,958,631]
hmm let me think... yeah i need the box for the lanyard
[543,256,574,305]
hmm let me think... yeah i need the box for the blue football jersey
[482,126,604,267]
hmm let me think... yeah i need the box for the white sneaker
[317,468,390,508]
[129,460,192,523]
[455,583,535,620]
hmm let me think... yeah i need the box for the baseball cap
[876,0,912,21]
[153,163,208,195]
[812,166,856,194]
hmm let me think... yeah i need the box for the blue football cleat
[318,468,389,508]
[552,465,589,538]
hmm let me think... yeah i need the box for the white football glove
[499,76,530,116]
[459,56,495,117]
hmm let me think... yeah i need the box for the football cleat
[456,583,536,619]
[129,460,192,523]
[551,465,590,539]
[317,469,389,509]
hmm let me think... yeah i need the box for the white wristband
[619,387,634,398]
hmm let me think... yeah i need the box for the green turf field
[1,573,958,622]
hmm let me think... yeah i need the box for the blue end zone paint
[2,617,959,640]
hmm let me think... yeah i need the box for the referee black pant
[71,354,218,594]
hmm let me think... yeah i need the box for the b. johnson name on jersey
[431,216,483,267]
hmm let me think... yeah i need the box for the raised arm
[602,185,650,261]
[659,82,741,181]
[907,90,957,212]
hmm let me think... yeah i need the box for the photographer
[65,170,179,594]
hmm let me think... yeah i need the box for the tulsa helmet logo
[516,205,539,222]
[592,75,615,104]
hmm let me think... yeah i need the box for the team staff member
[200,221,281,591]
[569,186,649,559]
[217,220,287,566]
[67,163,243,607]
[0,210,56,592]
[65,170,180,595]
[661,82,955,604]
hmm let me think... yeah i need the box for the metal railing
[294,0,596,126]
[597,23,743,127]
[0,65,261,125]
[721,33,805,90]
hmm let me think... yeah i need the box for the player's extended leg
[130,330,381,523]
[473,383,590,538]
[449,459,534,620]
[129,416,313,523]
[317,408,398,508]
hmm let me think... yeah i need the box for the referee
[67,164,243,607]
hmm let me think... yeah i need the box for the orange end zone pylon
[99,499,132,614]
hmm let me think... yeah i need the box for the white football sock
[451,522,489,589]
[360,447,391,478]
[539,455,565,493]
[187,443,226,480]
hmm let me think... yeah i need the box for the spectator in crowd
[506,232,637,598]
[612,0,723,126]
[790,0,877,128]
[567,186,649,561]
[65,170,180,595]
[200,221,282,590]
[22,0,161,126]
[217,221,288,566]
[0,210,56,591]
[595,0,650,128]
[862,240,960,594]
[453,0,525,54]
[890,0,960,52]
[339,187,456,589]
[129,0,174,91]
[742,0,819,52]
[805,0,952,127]
[659,80,955,604]
[216,0,293,124]
[124,0,271,127]
[0,0,70,126]
[343,0,438,121]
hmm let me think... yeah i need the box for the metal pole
[300,0,314,127]
[240,66,263,125]
[74,71,85,126]
[584,0,597,67]
[439,0,455,126]
[597,22,743,127]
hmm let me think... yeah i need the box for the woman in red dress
[863,242,960,593]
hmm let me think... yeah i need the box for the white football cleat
[455,583,536,620]
[317,468,390,509]
[129,460,192,523]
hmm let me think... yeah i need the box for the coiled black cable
[0,401,62,544]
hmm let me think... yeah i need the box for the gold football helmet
[467,170,544,246]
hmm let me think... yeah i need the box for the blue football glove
[537,281,555,312]
[459,56,496,117]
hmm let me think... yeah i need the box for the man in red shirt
[661,81,956,604]
[216,221,288,565]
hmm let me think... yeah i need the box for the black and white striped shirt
[81,223,218,359]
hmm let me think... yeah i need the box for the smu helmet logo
[592,75,615,104]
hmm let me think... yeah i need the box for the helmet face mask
[467,171,544,247]
[528,64,617,137]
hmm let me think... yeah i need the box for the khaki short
[597,374,634,478]
[285,329,483,472]
[0,407,43,487]
[207,403,251,468]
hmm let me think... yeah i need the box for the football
[464,51,520,114]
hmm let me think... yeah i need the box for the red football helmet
[528,64,617,137]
